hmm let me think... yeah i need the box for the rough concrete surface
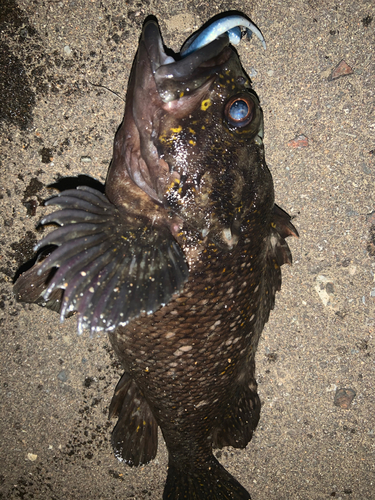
[0,0,374,499]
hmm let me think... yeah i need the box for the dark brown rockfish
[14,13,298,500]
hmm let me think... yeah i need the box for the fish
[14,12,298,500]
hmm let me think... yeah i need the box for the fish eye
[224,94,256,128]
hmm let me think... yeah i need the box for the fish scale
[109,218,270,458]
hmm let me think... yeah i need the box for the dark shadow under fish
[14,12,298,500]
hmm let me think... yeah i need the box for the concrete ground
[0,0,374,499]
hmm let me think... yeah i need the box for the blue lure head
[180,13,266,57]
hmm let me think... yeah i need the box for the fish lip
[141,19,176,75]
[141,18,232,103]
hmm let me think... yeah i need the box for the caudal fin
[163,457,251,500]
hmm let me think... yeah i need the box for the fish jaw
[106,19,234,210]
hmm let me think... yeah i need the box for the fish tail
[163,457,251,499]
[109,372,158,466]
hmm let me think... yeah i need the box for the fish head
[107,17,273,251]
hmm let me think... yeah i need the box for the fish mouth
[141,18,233,103]
[107,18,237,207]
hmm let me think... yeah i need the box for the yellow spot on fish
[188,128,196,134]
[171,125,182,133]
[201,99,211,111]
[159,133,168,144]
[201,125,205,130]
[271,222,276,228]
[167,179,180,192]
[179,91,184,97]
[189,139,196,146]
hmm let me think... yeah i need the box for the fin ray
[262,204,299,317]
[109,372,158,466]
[212,381,260,449]
[14,186,189,333]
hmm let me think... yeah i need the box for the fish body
[14,13,297,500]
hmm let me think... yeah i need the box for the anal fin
[109,372,158,466]
[212,381,260,449]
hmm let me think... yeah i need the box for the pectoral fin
[14,252,64,313]
[14,186,188,334]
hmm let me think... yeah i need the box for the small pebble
[57,370,68,382]
[287,134,309,148]
[366,211,375,224]
[63,45,72,57]
[329,60,353,81]
[334,388,356,409]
